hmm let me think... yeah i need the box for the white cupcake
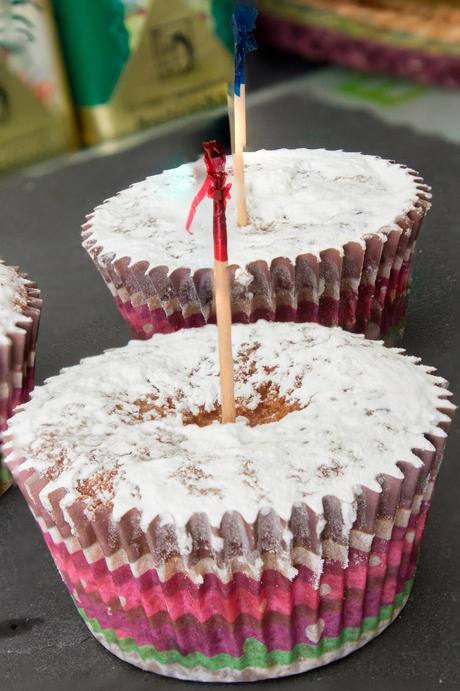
[5,321,453,680]
[83,148,430,342]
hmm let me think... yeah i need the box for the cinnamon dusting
[317,461,344,479]
[38,433,66,481]
[75,467,120,506]
[171,463,222,497]
[113,393,184,422]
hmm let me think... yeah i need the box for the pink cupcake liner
[82,166,430,344]
[4,376,453,680]
[1,269,42,495]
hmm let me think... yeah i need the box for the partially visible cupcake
[5,321,454,680]
[82,148,430,342]
[0,261,42,494]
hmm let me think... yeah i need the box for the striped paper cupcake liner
[4,377,453,681]
[82,166,430,344]
[0,270,42,495]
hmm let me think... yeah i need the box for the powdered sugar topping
[6,322,452,531]
[85,148,423,271]
[0,262,30,343]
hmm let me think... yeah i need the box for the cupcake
[0,261,42,495]
[4,321,454,681]
[82,148,430,343]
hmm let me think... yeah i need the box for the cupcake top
[0,261,30,344]
[84,148,427,273]
[8,322,452,533]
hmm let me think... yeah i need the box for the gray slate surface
[0,53,459,690]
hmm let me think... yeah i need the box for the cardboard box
[53,0,232,145]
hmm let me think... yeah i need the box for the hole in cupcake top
[108,341,307,429]
[182,389,303,428]
[127,385,304,429]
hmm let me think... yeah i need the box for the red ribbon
[186,140,231,262]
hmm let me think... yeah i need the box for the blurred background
[1,0,460,173]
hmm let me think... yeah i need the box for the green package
[52,0,232,144]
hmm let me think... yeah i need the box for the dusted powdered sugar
[85,148,424,272]
[0,262,29,344]
[7,322,452,531]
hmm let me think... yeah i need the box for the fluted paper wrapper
[4,379,453,681]
[0,274,42,495]
[82,166,430,344]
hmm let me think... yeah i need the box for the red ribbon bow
[186,140,231,262]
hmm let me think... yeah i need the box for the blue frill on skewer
[232,3,258,97]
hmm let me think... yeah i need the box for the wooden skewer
[186,141,236,423]
[227,90,235,156]
[233,87,249,227]
[214,259,236,423]
[240,83,247,148]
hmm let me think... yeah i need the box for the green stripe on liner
[383,317,407,346]
[0,464,11,485]
[77,579,413,671]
